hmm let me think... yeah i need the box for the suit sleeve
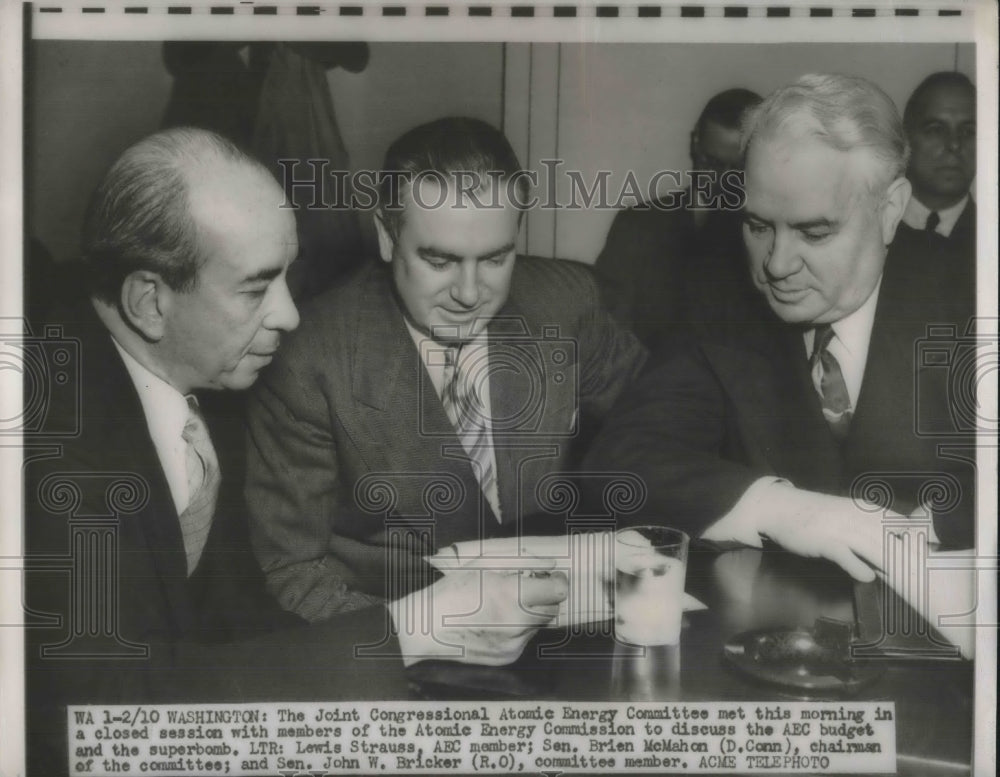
[582,340,773,537]
[245,361,389,620]
[245,353,439,622]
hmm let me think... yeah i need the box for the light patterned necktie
[810,324,852,441]
[441,346,501,522]
[179,395,220,575]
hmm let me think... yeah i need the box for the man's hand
[390,566,569,667]
[756,483,893,582]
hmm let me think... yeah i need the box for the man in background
[594,87,763,345]
[899,72,976,250]
[24,128,567,775]
[246,116,646,622]
[585,73,975,580]
[895,71,976,285]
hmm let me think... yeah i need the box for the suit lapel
[844,263,918,479]
[775,326,848,489]
[486,306,564,527]
[709,320,845,490]
[349,267,486,542]
[77,312,195,631]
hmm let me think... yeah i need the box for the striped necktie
[810,325,852,441]
[441,346,501,522]
[179,395,220,575]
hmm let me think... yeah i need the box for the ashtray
[723,624,885,694]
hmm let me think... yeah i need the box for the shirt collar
[902,193,970,238]
[831,275,881,358]
[111,337,192,513]
[404,319,490,396]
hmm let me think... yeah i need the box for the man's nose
[265,277,301,332]
[451,261,480,307]
[945,128,964,153]
[763,231,800,279]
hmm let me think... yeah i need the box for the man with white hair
[585,73,976,579]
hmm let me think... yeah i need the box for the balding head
[85,128,300,393]
[82,127,278,305]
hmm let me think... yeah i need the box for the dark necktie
[925,211,941,234]
[179,395,220,575]
[441,346,501,522]
[810,325,852,441]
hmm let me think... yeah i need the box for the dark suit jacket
[594,196,761,346]
[583,238,976,549]
[949,197,976,255]
[894,198,976,295]
[24,306,409,776]
[246,257,647,621]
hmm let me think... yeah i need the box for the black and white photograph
[1,3,996,776]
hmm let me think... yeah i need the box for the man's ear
[120,270,168,340]
[373,211,395,264]
[879,176,912,246]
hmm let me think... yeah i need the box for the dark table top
[408,545,974,772]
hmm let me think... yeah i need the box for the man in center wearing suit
[584,73,976,580]
[247,117,647,621]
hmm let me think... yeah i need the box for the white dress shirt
[801,276,881,411]
[902,193,970,238]
[111,338,193,516]
[702,279,881,546]
[404,321,502,520]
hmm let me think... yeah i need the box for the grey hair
[741,73,910,196]
[82,127,271,304]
